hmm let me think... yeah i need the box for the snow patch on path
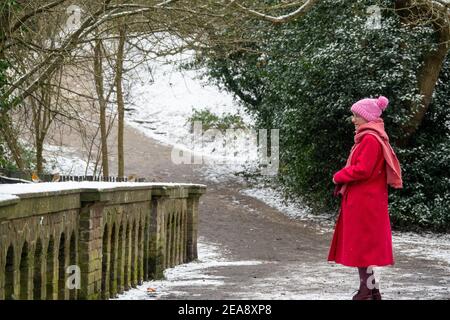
[240,187,335,234]
[392,232,450,271]
[114,237,268,300]
[239,262,449,300]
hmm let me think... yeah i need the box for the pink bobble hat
[351,96,389,121]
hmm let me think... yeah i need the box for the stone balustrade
[0,182,206,300]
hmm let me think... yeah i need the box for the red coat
[328,134,394,267]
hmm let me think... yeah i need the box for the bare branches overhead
[233,0,320,24]
[2,0,450,113]
[0,0,248,106]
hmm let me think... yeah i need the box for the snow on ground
[114,237,269,300]
[113,237,357,300]
[241,261,450,300]
[43,144,95,176]
[392,232,450,272]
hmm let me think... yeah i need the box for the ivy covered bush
[390,56,450,231]
[187,108,247,132]
[198,0,450,231]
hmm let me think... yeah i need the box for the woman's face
[351,113,367,128]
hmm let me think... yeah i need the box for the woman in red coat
[328,96,403,300]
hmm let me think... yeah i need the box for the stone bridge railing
[0,182,206,300]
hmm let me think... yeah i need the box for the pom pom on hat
[351,95,389,122]
[376,96,389,111]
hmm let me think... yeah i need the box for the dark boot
[352,267,375,300]
[352,289,373,300]
[371,288,382,300]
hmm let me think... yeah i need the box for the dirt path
[105,123,449,300]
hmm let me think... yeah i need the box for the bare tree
[94,38,111,177]
[1,0,262,172]
[115,22,126,178]
[0,113,25,169]
[29,69,63,175]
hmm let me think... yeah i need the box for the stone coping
[0,181,206,198]
[0,193,20,207]
[0,182,207,217]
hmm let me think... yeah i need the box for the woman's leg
[358,267,373,294]
[352,267,374,300]
[354,267,382,300]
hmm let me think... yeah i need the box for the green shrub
[187,108,247,132]
[199,0,450,231]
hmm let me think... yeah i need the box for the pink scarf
[338,119,403,196]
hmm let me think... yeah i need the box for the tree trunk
[30,68,60,176]
[395,0,450,146]
[33,98,49,177]
[115,24,126,178]
[0,114,24,169]
[31,94,43,175]
[0,4,10,56]
[36,138,44,175]
[94,38,109,177]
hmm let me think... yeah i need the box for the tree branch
[2,0,69,43]
[234,0,320,24]
[2,0,114,108]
